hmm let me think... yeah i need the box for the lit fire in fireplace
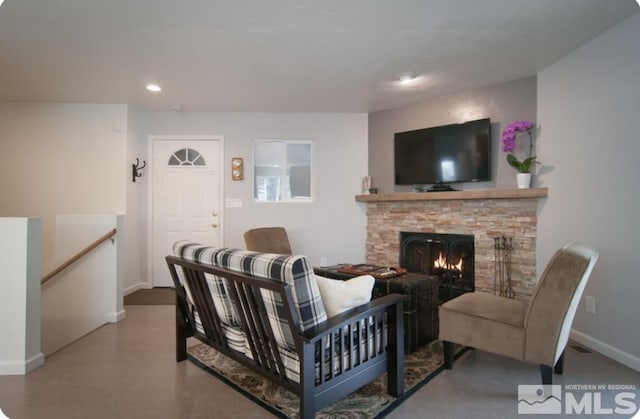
[433,252,463,272]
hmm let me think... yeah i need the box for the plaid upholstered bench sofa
[166,241,406,418]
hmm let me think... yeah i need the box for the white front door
[151,138,223,287]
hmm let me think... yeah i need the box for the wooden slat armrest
[300,293,406,343]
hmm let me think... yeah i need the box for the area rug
[123,287,175,305]
[187,341,468,418]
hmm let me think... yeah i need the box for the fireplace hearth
[400,232,474,302]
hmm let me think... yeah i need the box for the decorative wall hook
[132,158,146,182]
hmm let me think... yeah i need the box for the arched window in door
[168,148,206,166]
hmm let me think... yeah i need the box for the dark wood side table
[314,265,439,354]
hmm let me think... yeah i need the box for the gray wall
[138,111,369,273]
[537,13,640,368]
[0,103,128,260]
[0,104,369,295]
[125,106,148,292]
[367,14,640,370]
[368,76,537,193]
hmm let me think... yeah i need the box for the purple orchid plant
[501,120,538,173]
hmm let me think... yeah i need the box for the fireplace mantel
[356,187,547,203]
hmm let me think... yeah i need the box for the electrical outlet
[585,296,596,314]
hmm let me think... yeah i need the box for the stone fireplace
[358,188,548,299]
[400,232,474,302]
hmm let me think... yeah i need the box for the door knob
[212,212,218,217]
[211,223,218,229]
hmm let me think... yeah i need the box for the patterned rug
[187,341,467,418]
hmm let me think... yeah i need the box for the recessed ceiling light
[146,84,162,92]
[399,74,414,82]
[0,0,5,7]
[398,74,419,85]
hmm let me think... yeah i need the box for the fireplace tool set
[494,236,515,298]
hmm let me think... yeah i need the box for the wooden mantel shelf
[355,187,548,203]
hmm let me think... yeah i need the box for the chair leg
[554,350,565,375]
[443,341,454,369]
[300,343,316,419]
[387,301,405,396]
[176,298,188,362]
[540,364,553,385]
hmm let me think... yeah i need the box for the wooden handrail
[41,228,117,285]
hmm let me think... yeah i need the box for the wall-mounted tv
[394,118,491,189]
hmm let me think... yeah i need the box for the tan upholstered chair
[243,227,292,255]
[439,243,599,384]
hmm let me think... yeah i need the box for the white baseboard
[123,282,150,296]
[107,309,126,323]
[570,329,640,372]
[0,352,44,375]
[25,352,44,373]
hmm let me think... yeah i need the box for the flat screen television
[394,118,491,189]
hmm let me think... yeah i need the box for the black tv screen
[394,118,491,185]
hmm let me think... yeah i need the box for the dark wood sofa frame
[166,256,406,418]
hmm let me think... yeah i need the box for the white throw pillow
[314,274,375,318]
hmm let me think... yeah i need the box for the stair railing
[41,228,117,285]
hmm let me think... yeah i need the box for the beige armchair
[439,243,599,384]
[243,227,292,255]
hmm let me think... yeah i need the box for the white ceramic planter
[517,173,532,189]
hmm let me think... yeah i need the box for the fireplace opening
[400,232,474,302]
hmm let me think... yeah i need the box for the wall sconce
[132,158,146,182]
[231,157,244,180]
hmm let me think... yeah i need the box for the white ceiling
[0,0,637,113]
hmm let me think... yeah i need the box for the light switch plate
[225,198,242,208]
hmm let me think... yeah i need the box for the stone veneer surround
[357,188,548,299]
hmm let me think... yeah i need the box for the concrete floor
[0,305,638,418]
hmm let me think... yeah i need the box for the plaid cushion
[215,248,328,352]
[243,342,301,382]
[263,319,384,383]
[173,240,220,264]
[172,241,242,334]
[192,312,247,354]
